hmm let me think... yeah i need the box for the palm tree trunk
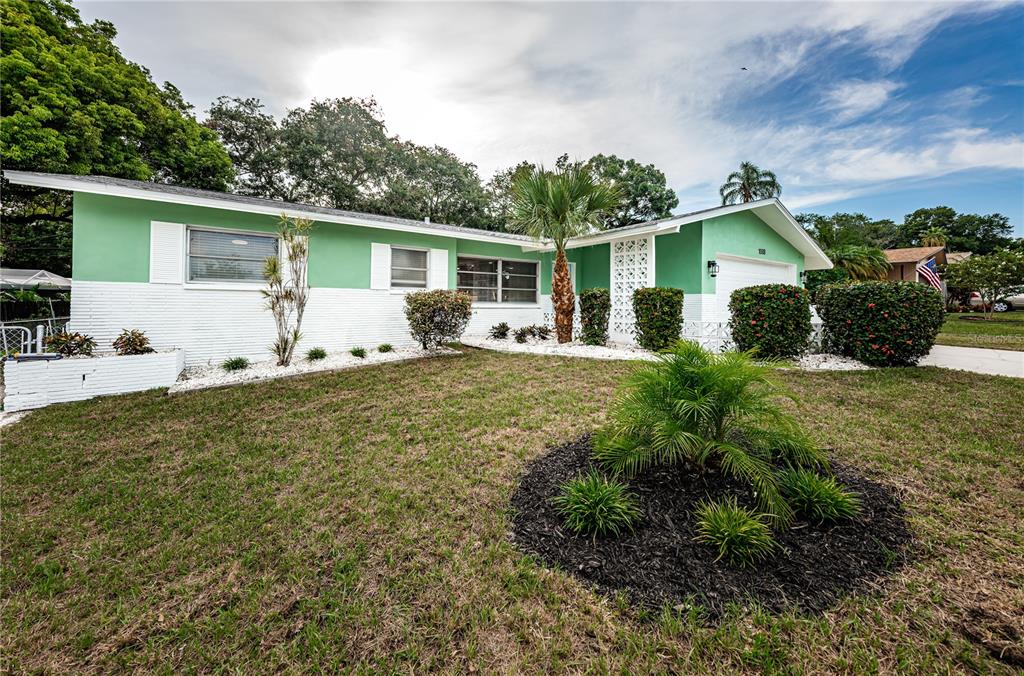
[552,248,575,343]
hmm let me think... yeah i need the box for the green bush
[403,290,473,349]
[816,281,944,366]
[632,287,685,351]
[531,324,552,341]
[593,341,826,525]
[779,468,861,523]
[729,284,812,358]
[222,356,250,372]
[44,332,96,356]
[377,343,393,353]
[514,326,531,343]
[112,329,155,356]
[579,288,611,346]
[695,497,777,568]
[489,322,510,340]
[350,347,367,358]
[552,471,642,539]
[306,347,327,361]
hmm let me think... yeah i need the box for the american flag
[916,258,943,290]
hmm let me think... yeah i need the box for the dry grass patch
[2,348,1022,672]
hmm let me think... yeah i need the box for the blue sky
[80,1,1024,235]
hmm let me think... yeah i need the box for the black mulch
[509,435,914,620]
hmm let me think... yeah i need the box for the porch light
[707,260,719,277]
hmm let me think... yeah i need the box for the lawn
[2,349,1023,672]
[936,312,1024,351]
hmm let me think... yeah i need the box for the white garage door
[715,256,797,321]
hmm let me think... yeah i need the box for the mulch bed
[510,435,914,620]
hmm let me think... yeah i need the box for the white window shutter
[370,243,391,290]
[150,221,184,284]
[428,249,448,289]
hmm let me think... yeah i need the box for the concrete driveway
[921,345,1024,378]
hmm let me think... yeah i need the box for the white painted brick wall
[3,350,185,412]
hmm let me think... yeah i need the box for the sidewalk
[920,345,1024,378]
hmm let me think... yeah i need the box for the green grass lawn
[936,312,1024,351]
[3,349,1023,672]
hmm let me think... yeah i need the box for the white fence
[0,317,70,354]
[2,350,184,412]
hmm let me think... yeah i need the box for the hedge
[404,290,473,349]
[632,287,685,351]
[579,288,611,346]
[815,281,944,366]
[729,284,812,358]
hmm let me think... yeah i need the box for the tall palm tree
[827,245,890,280]
[719,162,782,205]
[918,227,948,247]
[510,166,620,343]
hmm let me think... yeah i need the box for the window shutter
[370,243,391,290]
[150,221,184,284]
[428,249,448,289]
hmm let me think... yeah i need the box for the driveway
[921,345,1024,378]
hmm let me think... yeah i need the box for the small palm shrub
[815,281,944,366]
[222,356,250,372]
[350,347,367,358]
[695,497,777,568]
[579,288,611,346]
[306,347,327,361]
[729,284,812,358]
[44,332,96,356]
[514,326,531,343]
[489,322,510,339]
[533,325,552,340]
[632,287,685,351]
[112,329,155,356]
[377,343,393,353]
[593,341,825,525]
[404,290,473,349]
[780,468,861,523]
[553,471,642,539]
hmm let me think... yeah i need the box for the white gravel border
[793,353,873,371]
[168,346,458,394]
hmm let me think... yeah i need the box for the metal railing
[0,316,70,354]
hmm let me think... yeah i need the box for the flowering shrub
[632,287,685,351]
[729,284,812,358]
[816,281,944,366]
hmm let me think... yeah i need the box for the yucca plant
[553,471,642,540]
[306,347,327,361]
[779,468,861,523]
[593,340,826,525]
[694,497,776,567]
[222,356,250,372]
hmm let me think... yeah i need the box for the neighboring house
[4,171,831,366]
[945,251,972,265]
[0,268,72,291]
[883,246,947,283]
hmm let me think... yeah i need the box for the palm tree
[719,162,782,205]
[918,227,948,247]
[509,166,620,343]
[826,245,890,280]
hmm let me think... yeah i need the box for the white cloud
[76,0,1019,217]
[824,80,902,122]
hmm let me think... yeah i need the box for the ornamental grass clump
[350,347,366,358]
[593,340,826,526]
[222,357,250,372]
[306,347,327,361]
[779,468,861,523]
[377,343,393,353]
[695,497,777,568]
[553,471,642,540]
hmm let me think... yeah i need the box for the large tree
[509,166,620,343]
[944,250,1024,320]
[719,162,781,205]
[896,206,1013,254]
[797,212,892,285]
[1,0,234,276]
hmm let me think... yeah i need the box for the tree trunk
[552,248,575,343]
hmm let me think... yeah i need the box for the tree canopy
[895,206,1014,255]
[1,0,234,275]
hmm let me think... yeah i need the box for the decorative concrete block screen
[2,351,184,412]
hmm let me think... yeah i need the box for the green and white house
[5,171,831,366]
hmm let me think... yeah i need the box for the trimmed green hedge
[816,281,944,366]
[632,287,685,351]
[404,290,473,349]
[579,288,611,346]
[729,284,812,358]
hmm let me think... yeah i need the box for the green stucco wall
[71,193,576,291]
[654,222,703,292]
[578,243,610,290]
[699,211,804,293]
